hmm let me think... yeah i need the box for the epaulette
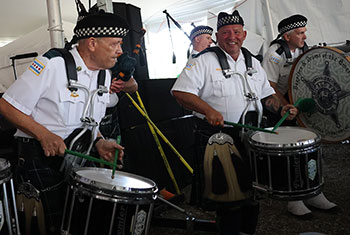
[193,48,210,59]
[194,46,259,78]
[43,49,63,59]
[271,39,308,59]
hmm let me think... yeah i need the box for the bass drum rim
[288,45,350,143]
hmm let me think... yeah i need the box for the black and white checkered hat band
[190,28,213,41]
[217,15,242,28]
[75,26,129,38]
[279,21,307,34]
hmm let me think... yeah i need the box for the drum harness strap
[271,39,308,61]
[195,47,262,132]
[43,48,109,171]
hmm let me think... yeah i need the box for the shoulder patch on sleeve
[29,58,45,76]
[269,53,281,64]
[185,62,196,70]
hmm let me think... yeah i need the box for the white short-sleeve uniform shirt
[3,47,111,139]
[171,47,275,123]
[190,49,200,59]
[262,43,303,95]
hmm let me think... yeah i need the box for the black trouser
[216,200,260,235]
[192,117,259,234]
[16,137,65,235]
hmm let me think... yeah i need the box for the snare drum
[0,158,20,235]
[61,167,158,235]
[248,126,323,200]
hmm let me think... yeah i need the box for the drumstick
[111,135,121,179]
[223,121,278,134]
[272,98,315,132]
[65,149,117,168]
[125,93,193,174]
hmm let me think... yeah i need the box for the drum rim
[71,167,158,196]
[253,182,324,201]
[288,46,350,142]
[248,126,321,149]
[70,183,157,204]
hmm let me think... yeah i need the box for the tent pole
[46,0,64,48]
[264,0,276,39]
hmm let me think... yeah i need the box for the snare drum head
[289,46,350,142]
[249,126,320,148]
[73,167,158,195]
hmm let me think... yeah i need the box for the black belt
[16,137,43,162]
[15,137,41,146]
[16,137,64,170]
[193,117,248,155]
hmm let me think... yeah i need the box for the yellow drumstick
[135,91,181,194]
[125,93,193,174]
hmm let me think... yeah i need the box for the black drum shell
[248,127,324,200]
[61,167,158,235]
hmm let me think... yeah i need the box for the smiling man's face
[216,24,247,60]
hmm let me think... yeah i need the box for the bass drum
[289,43,350,142]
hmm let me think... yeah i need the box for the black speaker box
[112,3,149,80]
[0,100,17,161]
[121,115,196,191]
[117,78,191,131]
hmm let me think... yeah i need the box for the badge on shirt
[185,62,196,70]
[70,90,79,98]
[29,59,45,76]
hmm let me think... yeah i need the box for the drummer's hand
[38,131,66,157]
[110,78,126,93]
[205,109,224,126]
[95,139,125,162]
[281,104,298,120]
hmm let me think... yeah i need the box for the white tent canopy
[0,0,349,90]
[144,0,350,52]
[144,0,350,78]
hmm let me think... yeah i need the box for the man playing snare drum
[262,14,337,219]
[0,11,127,234]
[172,10,298,235]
